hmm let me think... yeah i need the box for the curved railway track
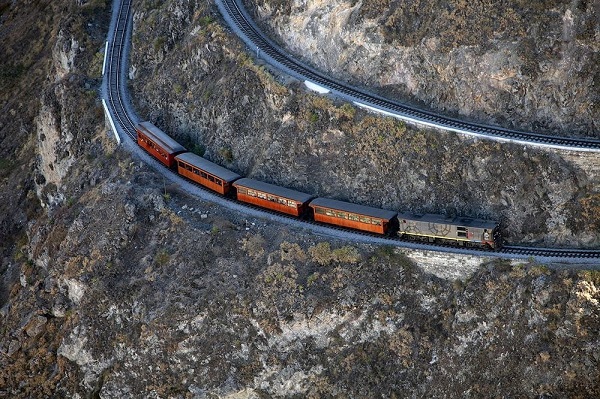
[217,0,600,152]
[104,0,137,140]
[101,0,600,263]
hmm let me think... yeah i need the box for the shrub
[279,241,306,262]
[219,147,233,163]
[241,234,266,259]
[153,37,166,53]
[154,249,169,266]
[309,242,332,265]
[331,246,361,264]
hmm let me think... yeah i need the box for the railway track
[216,0,600,152]
[105,0,137,140]
[100,0,600,263]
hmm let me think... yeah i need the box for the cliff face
[250,0,600,138]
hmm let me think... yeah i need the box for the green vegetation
[579,270,600,285]
[0,157,14,173]
[219,147,234,163]
[190,143,205,157]
[197,16,213,27]
[241,234,266,259]
[153,37,166,53]
[308,242,362,265]
[173,83,183,95]
[154,249,169,266]
[0,64,26,82]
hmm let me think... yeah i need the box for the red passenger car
[175,152,241,195]
[309,197,398,235]
[136,121,187,168]
[233,178,314,217]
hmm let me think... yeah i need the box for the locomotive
[136,121,502,249]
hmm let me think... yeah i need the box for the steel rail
[100,0,600,262]
[216,0,600,152]
[106,0,137,140]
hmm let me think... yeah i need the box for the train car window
[372,219,382,225]
[216,180,222,186]
[325,209,335,217]
[336,212,347,219]
[248,189,257,197]
[360,216,371,224]
[208,175,215,182]
[348,214,359,221]
[201,172,208,179]
[258,192,267,199]
[314,207,326,214]
[287,200,296,207]
[237,187,247,195]
[186,164,192,171]
[278,198,287,205]
[178,161,185,167]
[267,194,276,202]
[193,168,200,175]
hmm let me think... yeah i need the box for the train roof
[137,121,187,154]
[175,152,241,183]
[397,212,499,229]
[233,178,314,203]
[309,197,398,220]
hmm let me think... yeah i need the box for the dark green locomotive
[397,213,501,249]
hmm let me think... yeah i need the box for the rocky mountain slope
[249,0,600,138]
[0,0,599,397]
[129,0,600,247]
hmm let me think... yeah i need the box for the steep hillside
[129,0,600,247]
[0,0,599,397]
[250,0,600,138]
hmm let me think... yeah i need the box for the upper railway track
[101,0,600,264]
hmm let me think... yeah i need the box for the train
[136,121,503,249]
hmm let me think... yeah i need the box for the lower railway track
[101,0,600,263]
